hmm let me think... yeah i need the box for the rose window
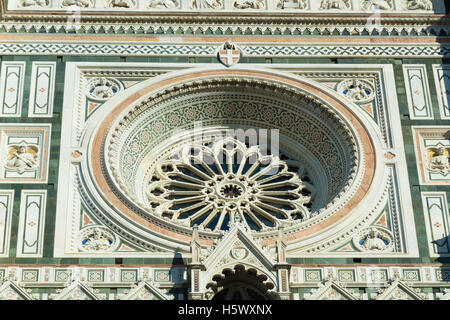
[146,137,316,231]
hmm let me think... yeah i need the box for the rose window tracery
[146,138,316,231]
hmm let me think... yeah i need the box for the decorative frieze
[16,190,47,257]
[28,62,56,118]
[432,65,450,120]
[403,65,433,119]
[0,43,447,59]
[0,190,14,258]
[0,62,26,118]
[0,124,52,184]
[7,0,444,12]
[421,192,450,257]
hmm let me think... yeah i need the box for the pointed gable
[202,223,276,275]
[0,280,34,300]
[304,279,360,300]
[375,278,426,300]
[51,279,102,300]
[120,280,172,300]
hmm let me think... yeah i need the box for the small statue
[6,144,38,173]
[407,0,433,10]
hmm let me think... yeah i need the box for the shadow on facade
[167,250,187,299]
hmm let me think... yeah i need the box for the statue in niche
[429,146,449,174]
[108,0,136,8]
[20,0,49,7]
[62,0,92,7]
[407,0,432,10]
[361,228,389,251]
[361,0,392,10]
[277,0,307,9]
[320,0,350,9]
[81,227,114,251]
[5,144,38,174]
[148,0,180,8]
[191,0,223,9]
[233,0,265,9]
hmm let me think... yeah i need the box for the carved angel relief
[233,0,265,9]
[427,146,450,175]
[337,79,376,104]
[277,0,308,9]
[19,0,50,7]
[79,227,117,252]
[191,0,223,9]
[407,0,433,10]
[106,0,137,8]
[61,0,93,7]
[86,77,122,101]
[5,143,39,174]
[353,227,394,252]
[148,0,180,8]
[361,0,392,10]
[320,0,350,9]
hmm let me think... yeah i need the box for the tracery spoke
[254,201,290,219]
[186,203,215,223]
[249,203,279,225]
[171,195,206,205]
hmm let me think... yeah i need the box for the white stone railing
[7,0,446,14]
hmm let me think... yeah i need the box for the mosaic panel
[403,65,433,119]
[16,190,47,257]
[0,62,25,117]
[28,62,56,118]
[304,270,322,282]
[422,192,450,257]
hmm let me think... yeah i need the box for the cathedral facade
[0,0,449,300]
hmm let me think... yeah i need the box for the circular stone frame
[79,67,381,251]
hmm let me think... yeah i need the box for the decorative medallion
[217,41,242,67]
[78,226,118,252]
[230,248,248,260]
[353,227,394,252]
[86,77,123,102]
[336,79,375,104]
